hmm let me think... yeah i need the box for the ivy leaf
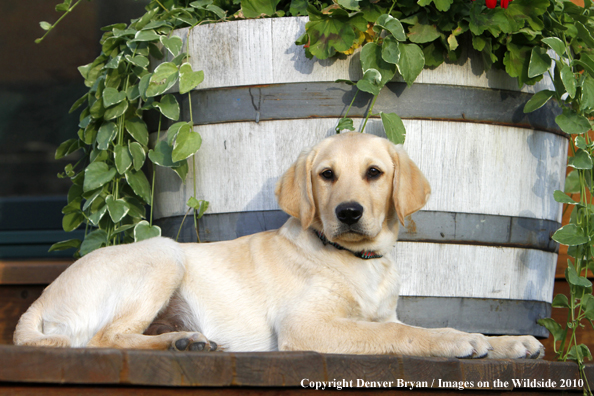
[96,122,118,150]
[205,4,226,18]
[40,21,52,31]
[187,197,209,218]
[523,90,554,113]
[172,160,189,181]
[381,36,400,65]
[115,145,133,174]
[360,42,396,86]
[375,14,406,41]
[560,64,577,99]
[49,239,81,253]
[88,204,107,226]
[125,55,150,68]
[179,62,205,94]
[356,68,382,96]
[552,224,589,246]
[124,197,146,219]
[154,94,180,121]
[584,294,594,320]
[62,210,84,232]
[537,318,566,345]
[551,293,570,308]
[555,109,591,134]
[568,149,593,170]
[125,169,152,203]
[241,0,281,18]
[129,141,146,171]
[380,112,406,145]
[397,43,425,86]
[172,127,202,162]
[105,195,130,223]
[190,0,214,7]
[103,100,128,120]
[146,62,179,97]
[84,162,117,192]
[527,47,551,78]
[133,29,160,42]
[82,188,103,211]
[102,87,127,107]
[55,139,82,159]
[542,37,566,57]
[167,122,191,145]
[575,136,587,150]
[553,190,578,205]
[79,229,108,256]
[335,118,355,132]
[125,117,149,146]
[149,140,181,167]
[580,76,594,111]
[127,85,140,101]
[160,36,183,57]
[566,261,593,288]
[567,345,593,362]
[565,170,580,194]
[134,220,162,242]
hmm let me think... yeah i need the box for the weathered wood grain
[0,345,592,391]
[393,243,556,301]
[172,17,553,93]
[0,285,44,345]
[152,119,566,223]
[0,260,71,285]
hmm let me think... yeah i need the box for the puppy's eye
[367,167,382,180]
[320,169,334,180]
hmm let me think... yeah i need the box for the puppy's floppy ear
[391,145,431,225]
[275,148,316,229]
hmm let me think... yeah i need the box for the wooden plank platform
[0,345,592,395]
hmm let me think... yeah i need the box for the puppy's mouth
[330,224,373,242]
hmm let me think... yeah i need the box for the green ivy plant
[42,0,592,391]
[521,3,594,394]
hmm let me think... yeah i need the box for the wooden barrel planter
[151,17,567,338]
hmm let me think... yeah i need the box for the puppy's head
[275,132,430,252]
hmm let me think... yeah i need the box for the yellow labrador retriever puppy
[14,132,544,359]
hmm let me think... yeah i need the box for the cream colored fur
[14,132,544,359]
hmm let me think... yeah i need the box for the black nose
[335,202,364,225]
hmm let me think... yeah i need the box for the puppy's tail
[13,300,71,347]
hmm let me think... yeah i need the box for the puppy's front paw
[486,336,544,359]
[429,329,493,359]
[170,332,219,352]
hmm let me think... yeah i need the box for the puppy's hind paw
[170,332,219,352]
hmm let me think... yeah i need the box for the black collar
[313,229,383,260]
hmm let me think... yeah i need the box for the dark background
[0,0,149,257]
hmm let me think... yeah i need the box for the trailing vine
[42,0,592,391]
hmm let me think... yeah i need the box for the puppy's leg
[89,325,217,351]
[87,304,218,351]
[279,317,493,358]
[486,336,544,359]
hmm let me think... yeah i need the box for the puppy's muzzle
[335,202,364,226]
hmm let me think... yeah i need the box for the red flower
[501,0,509,8]
[486,0,497,8]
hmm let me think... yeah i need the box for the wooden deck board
[0,345,592,394]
